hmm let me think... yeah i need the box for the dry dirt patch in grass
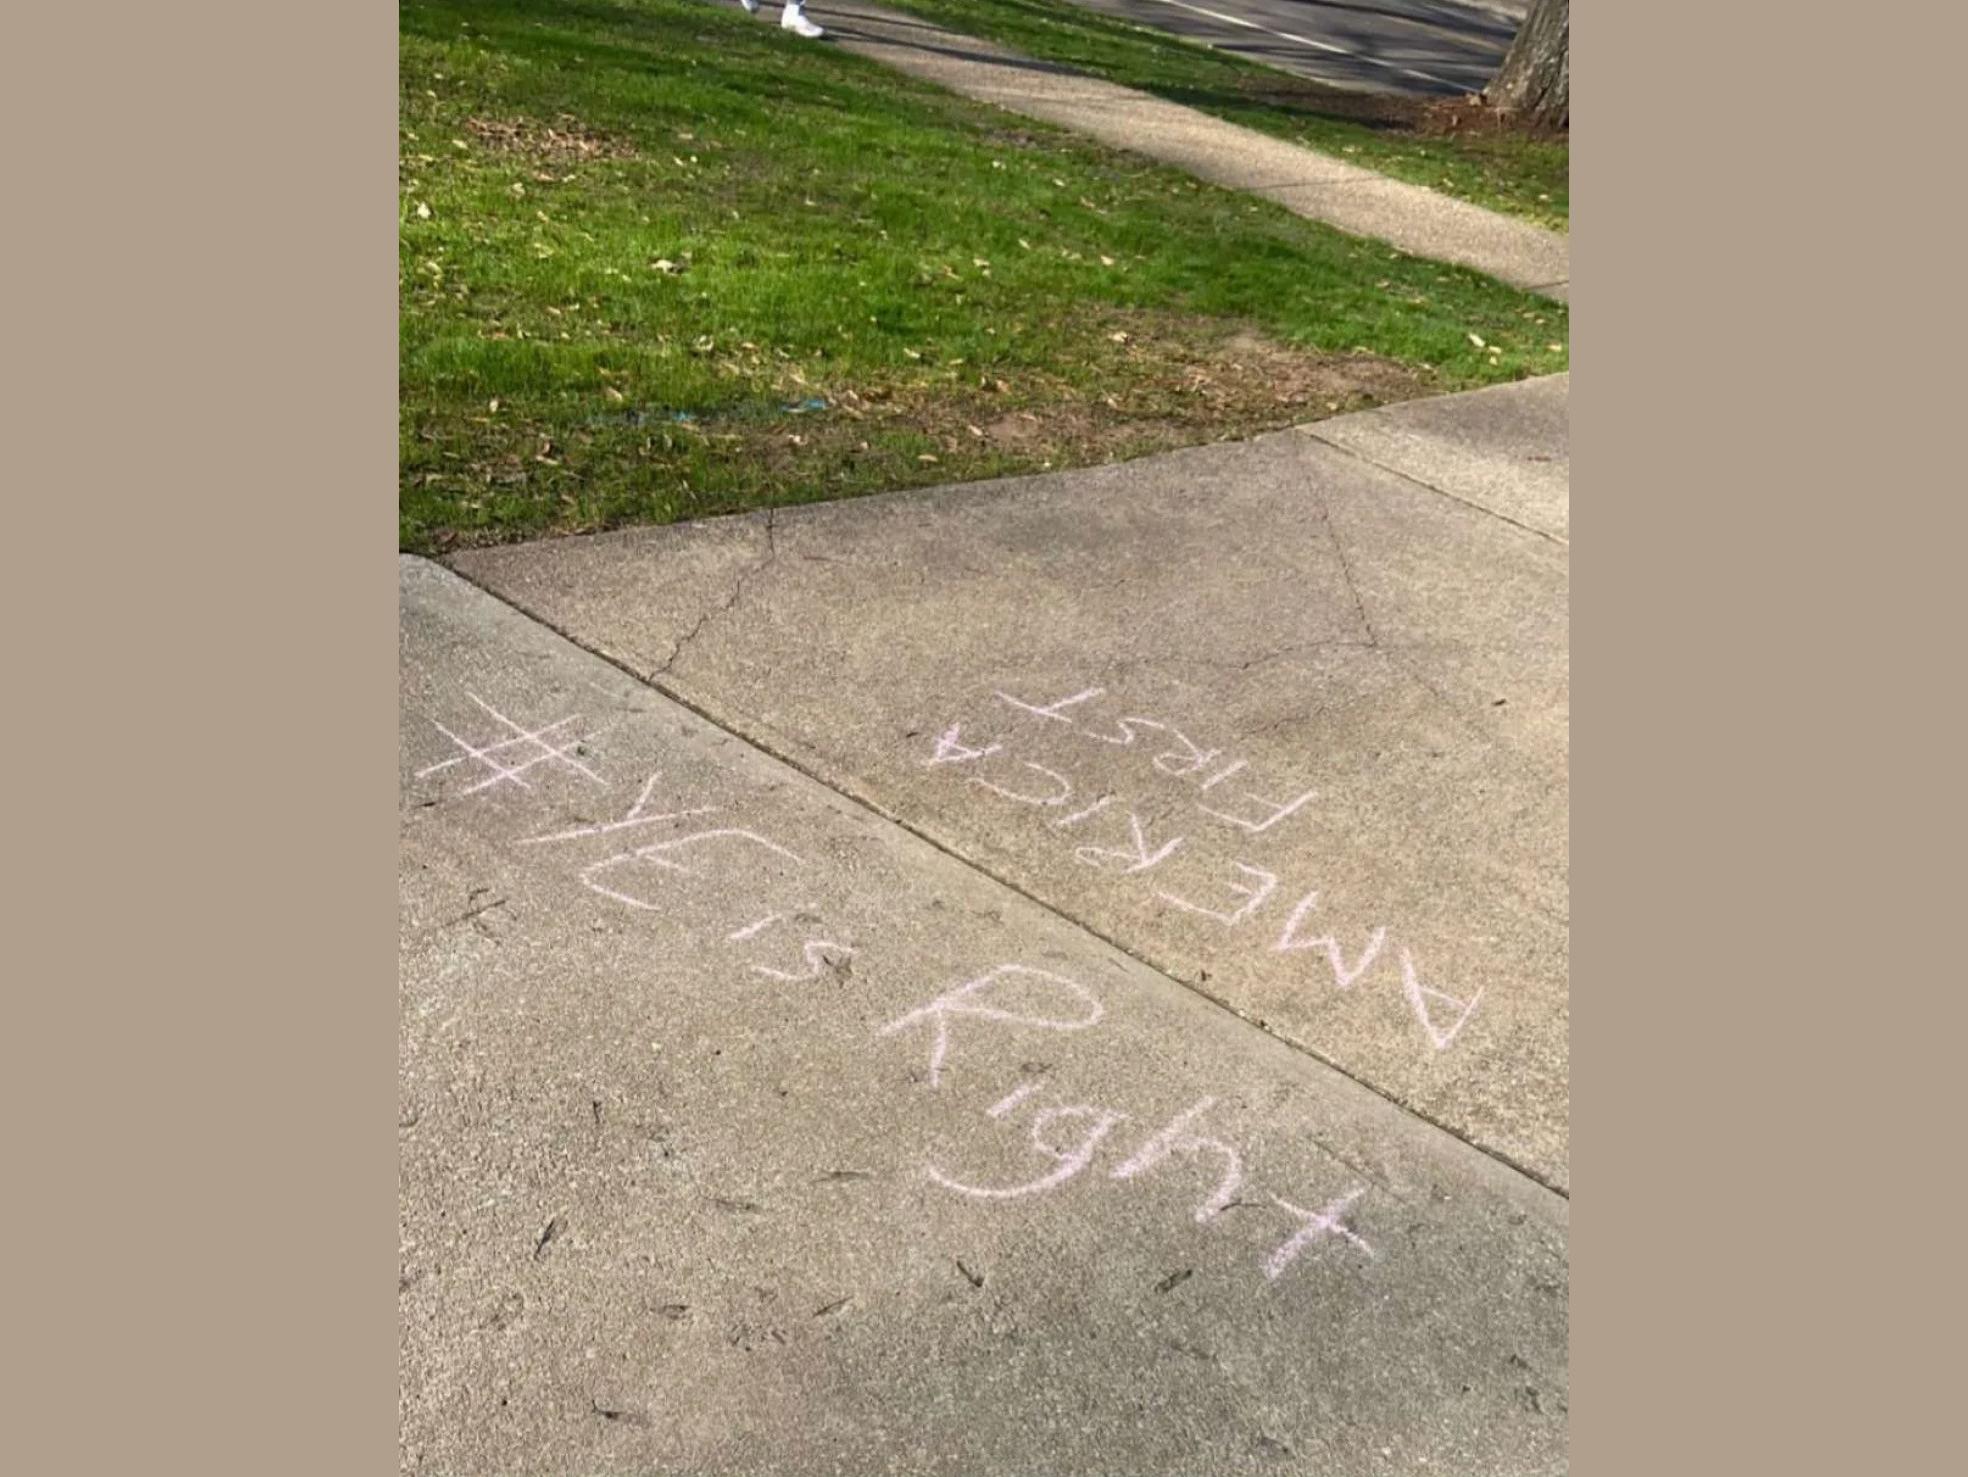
[938,312,1433,456]
[464,113,640,163]
[711,314,1429,490]
[1232,75,1565,144]
[1413,95,1568,144]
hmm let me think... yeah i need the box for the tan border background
[8,0,1955,1472]
[1578,2,1954,1473]
[12,2,396,1473]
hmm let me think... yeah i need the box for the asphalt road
[1056,0,1527,98]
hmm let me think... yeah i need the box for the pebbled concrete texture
[449,376,1571,1191]
[806,0,1568,298]
[400,555,1566,1475]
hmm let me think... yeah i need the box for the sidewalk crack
[649,509,781,679]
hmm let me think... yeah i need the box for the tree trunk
[1486,0,1568,130]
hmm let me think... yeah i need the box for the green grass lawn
[400,0,1568,552]
[875,0,1569,229]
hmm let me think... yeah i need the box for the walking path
[450,374,1573,1190]
[808,0,1569,299]
[401,549,1567,1474]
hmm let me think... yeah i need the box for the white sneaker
[781,3,824,37]
[738,0,759,12]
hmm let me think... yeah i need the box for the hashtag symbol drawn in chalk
[418,692,606,795]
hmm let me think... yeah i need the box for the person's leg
[781,1,824,37]
[737,0,758,12]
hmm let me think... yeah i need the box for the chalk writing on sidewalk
[417,691,607,797]
[878,964,1103,1088]
[994,684,1318,838]
[898,1030,1373,1274]
[581,828,803,912]
[518,773,714,845]
[916,682,1485,1054]
[412,688,1384,1287]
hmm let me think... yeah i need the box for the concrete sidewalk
[450,374,1572,1190]
[1311,371,1569,541]
[808,0,1569,299]
[401,555,1566,1474]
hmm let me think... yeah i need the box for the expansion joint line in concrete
[442,556,1570,1204]
[1315,476,1381,650]
[1299,426,1569,548]
[1299,467,1559,798]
